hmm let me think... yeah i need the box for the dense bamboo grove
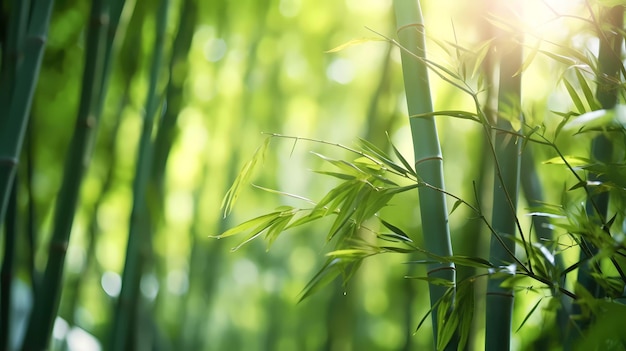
[1,0,626,350]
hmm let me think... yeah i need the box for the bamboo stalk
[485,2,523,350]
[110,0,170,348]
[0,0,53,238]
[0,180,17,350]
[569,5,623,344]
[20,1,110,349]
[393,1,455,349]
[151,0,197,197]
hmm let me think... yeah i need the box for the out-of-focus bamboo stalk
[0,180,17,350]
[21,1,110,349]
[485,2,523,350]
[110,0,170,348]
[393,0,455,349]
[570,5,623,345]
[0,0,52,240]
[151,0,197,195]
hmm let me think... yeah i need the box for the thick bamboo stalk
[485,3,523,351]
[21,1,110,349]
[393,1,455,349]
[110,0,170,348]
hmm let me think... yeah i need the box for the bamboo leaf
[575,68,600,111]
[327,207,356,242]
[380,219,412,239]
[378,233,413,243]
[406,276,455,287]
[252,184,315,204]
[213,212,281,239]
[381,246,416,254]
[325,37,385,53]
[543,155,592,166]
[388,136,417,177]
[298,259,343,302]
[315,179,359,214]
[449,199,463,215]
[326,248,375,259]
[562,78,586,114]
[456,281,474,351]
[515,298,543,333]
[358,138,412,177]
[286,207,327,229]
[313,170,357,181]
[222,137,270,217]
[380,183,420,196]
[471,39,494,78]
[563,109,617,131]
[415,297,443,333]
[444,255,494,269]
[411,110,480,122]
[265,212,296,248]
[539,49,577,66]
[516,38,541,76]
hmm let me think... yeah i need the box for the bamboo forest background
[1,0,625,350]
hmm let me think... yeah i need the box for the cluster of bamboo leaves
[219,1,626,350]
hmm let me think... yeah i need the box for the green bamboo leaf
[230,212,292,251]
[438,307,459,351]
[286,208,327,229]
[406,276,455,287]
[516,38,541,76]
[380,218,411,239]
[313,170,357,181]
[222,137,270,217]
[252,184,315,204]
[449,199,463,215]
[444,255,494,269]
[575,68,601,110]
[358,138,404,174]
[553,110,575,139]
[388,136,417,177]
[456,281,474,351]
[411,110,480,122]
[265,213,295,248]
[325,37,385,53]
[356,189,394,222]
[471,38,494,78]
[538,49,577,66]
[315,179,359,214]
[326,248,375,259]
[381,246,416,254]
[378,233,413,243]
[381,183,421,196]
[298,258,343,302]
[357,137,389,157]
[327,206,356,242]
[563,109,614,131]
[415,297,443,333]
[312,152,366,178]
[213,211,281,239]
[562,78,586,114]
[543,155,592,166]
[515,298,543,333]
[569,180,587,191]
